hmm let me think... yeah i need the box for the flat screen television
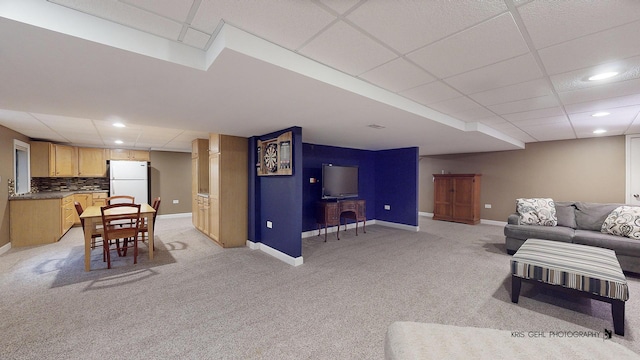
[322,164,359,199]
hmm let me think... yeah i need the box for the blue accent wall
[249,127,303,258]
[374,147,419,226]
[302,143,376,231]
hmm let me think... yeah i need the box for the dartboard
[263,143,278,173]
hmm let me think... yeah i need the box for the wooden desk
[316,200,366,241]
[80,203,156,271]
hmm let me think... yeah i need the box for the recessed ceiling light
[593,129,607,134]
[592,112,610,117]
[588,72,618,81]
[114,140,123,144]
[113,122,126,128]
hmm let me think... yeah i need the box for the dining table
[80,203,156,271]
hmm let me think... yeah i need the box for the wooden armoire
[432,174,481,225]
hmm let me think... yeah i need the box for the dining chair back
[74,201,103,252]
[106,195,135,205]
[100,203,141,269]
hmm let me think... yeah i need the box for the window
[14,139,30,194]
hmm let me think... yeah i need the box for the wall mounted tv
[322,164,359,199]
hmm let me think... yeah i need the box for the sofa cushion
[504,223,573,243]
[573,229,640,257]
[601,205,640,240]
[574,202,622,231]
[554,201,577,229]
[516,198,557,226]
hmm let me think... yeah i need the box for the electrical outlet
[384,205,391,210]
[173,199,179,204]
[266,221,273,229]
[484,204,492,209]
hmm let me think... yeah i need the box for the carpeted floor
[0,216,638,359]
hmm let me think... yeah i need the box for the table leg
[147,213,154,260]
[84,219,92,272]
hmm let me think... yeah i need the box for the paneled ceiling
[1,0,640,154]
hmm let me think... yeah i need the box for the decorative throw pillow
[601,206,640,240]
[516,198,557,226]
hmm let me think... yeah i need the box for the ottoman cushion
[511,239,628,301]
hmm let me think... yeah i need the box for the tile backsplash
[32,177,110,192]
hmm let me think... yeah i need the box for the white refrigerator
[109,160,149,204]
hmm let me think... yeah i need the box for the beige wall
[149,150,192,215]
[0,125,31,247]
[419,136,626,222]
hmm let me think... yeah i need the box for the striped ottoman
[511,239,629,336]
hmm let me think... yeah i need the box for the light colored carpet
[0,216,638,359]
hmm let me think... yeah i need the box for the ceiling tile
[557,77,640,106]
[568,105,640,126]
[477,116,507,126]
[564,93,640,114]
[358,58,435,93]
[346,0,507,53]
[539,20,640,76]
[509,115,568,128]
[502,107,565,122]
[519,121,576,142]
[407,13,528,79]
[122,0,194,23]
[550,55,640,93]
[488,94,559,115]
[51,0,183,40]
[444,54,543,94]
[182,27,210,49]
[299,21,397,75]
[317,0,361,15]
[428,97,482,116]
[518,0,640,49]
[399,81,461,106]
[192,0,336,50]
[449,106,496,122]
[469,78,553,107]
[0,110,48,131]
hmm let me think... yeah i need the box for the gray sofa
[504,201,640,274]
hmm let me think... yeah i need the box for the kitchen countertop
[9,190,109,200]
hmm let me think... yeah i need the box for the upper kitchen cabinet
[109,149,150,161]
[30,141,77,177]
[77,147,107,177]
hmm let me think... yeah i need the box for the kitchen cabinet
[207,134,247,248]
[73,193,92,225]
[78,147,107,177]
[192,139,209,194]
[10,195,74,247]
[109,149,150,161]
[433,174,481,225]
[195,194,209,234]
[30,141,77,177]
[92,192,108,207]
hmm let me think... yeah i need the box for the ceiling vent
[367,124,385,129]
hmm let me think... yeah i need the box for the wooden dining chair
[100,203,141,269]
[74,202,103,256]
[138,197,161,248]
[106,195,135,204]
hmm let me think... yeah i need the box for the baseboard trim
[246,240,304,267]
[375,220,419,232]
[0,242,11,256]
[419,212,433,218]
[481,219,507,226]
[157,212,192,219]
[301,220,368,239]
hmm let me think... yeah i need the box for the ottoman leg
[612,300,625,336]
[511,276,521,303]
